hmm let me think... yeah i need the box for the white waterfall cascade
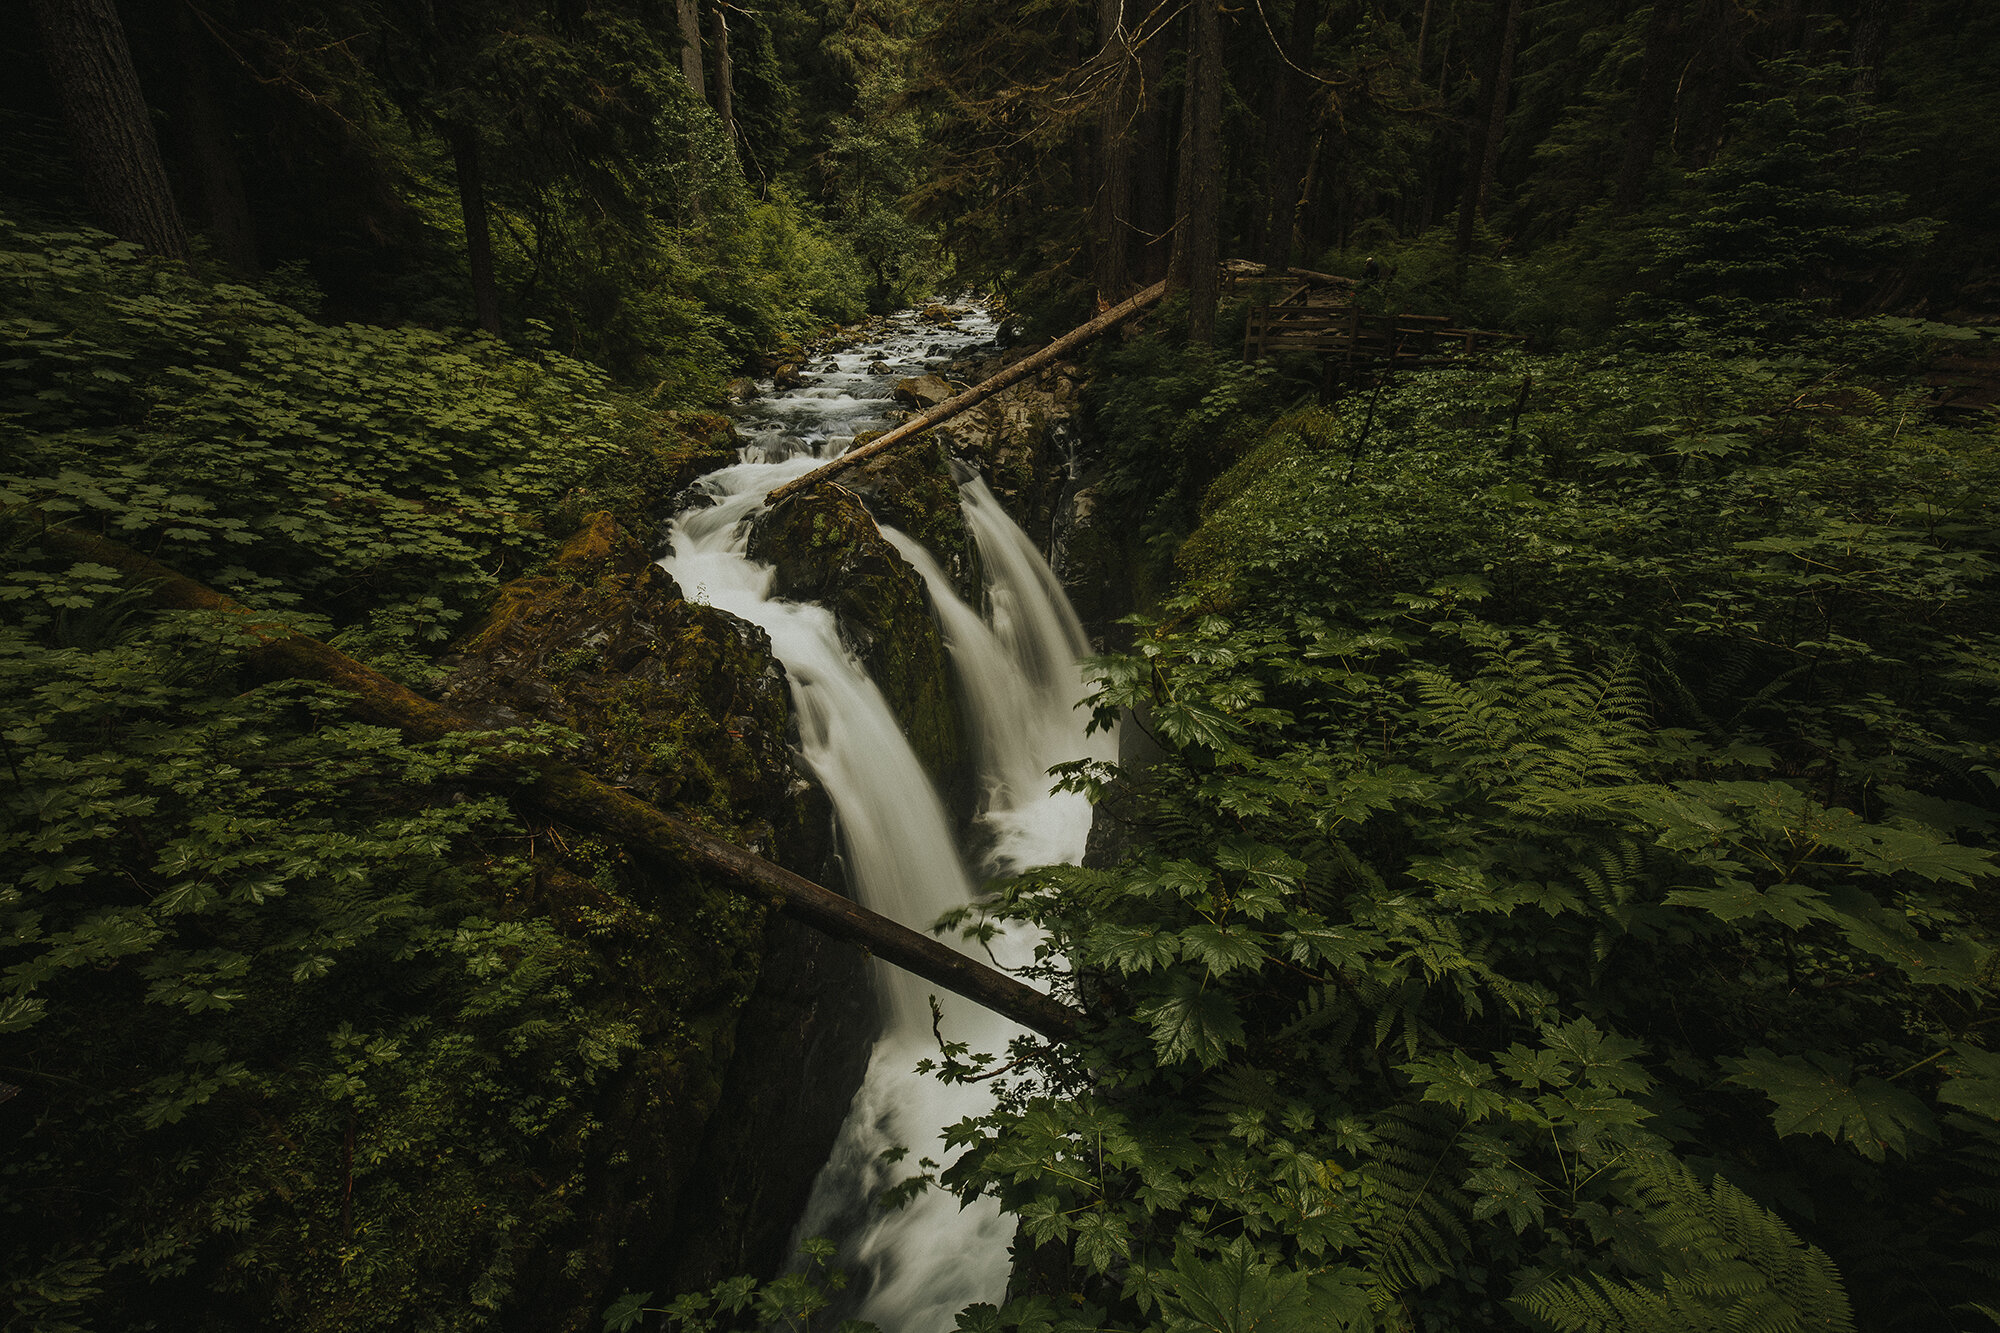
[660,309,1112,1332]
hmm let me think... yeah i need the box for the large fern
[1513,1157,1854,1333]
[1352,1106,1473,1303]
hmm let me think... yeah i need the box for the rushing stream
[660,307,1112,1330]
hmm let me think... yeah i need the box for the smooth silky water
[660,309,1114,1331]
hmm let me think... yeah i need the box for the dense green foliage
[916,0,1999,340]
[0,219,773,1330]
[10,0,2000,1326]
[940,329,2000,1330]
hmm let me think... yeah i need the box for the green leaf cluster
[945,337,2000,1331]
[0,215,774,1329]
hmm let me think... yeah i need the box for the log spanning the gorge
[21,518,1086,1042]
[767,279,1169,505]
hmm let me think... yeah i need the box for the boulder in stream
[839,431,978,601]
[893,372,954,409]
[747,486,967,795]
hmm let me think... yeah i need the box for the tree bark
[1092,0,1136,303]
[1612,0,1685,214]
[1453,0,1524,261]
[708,1,736,148]
[1130,21,1175,284]
[768,280,1169,505]
[1260,0,1321,268]
[678,0,707,105]
[448,124,503,335]
[1168,0,1223,343]
[170,2,257,272]
[20,517,1085,1043]
[30,0,190,260]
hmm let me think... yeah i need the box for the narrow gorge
[663,306,1112,1328]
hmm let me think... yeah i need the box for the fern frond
[1513,1156,1855,1333]
[1355,1106,1472,1297]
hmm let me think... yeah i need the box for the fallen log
[20,518,1085,1042]
[766,279,1168,506]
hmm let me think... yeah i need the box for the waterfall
[661,309,1109,1332]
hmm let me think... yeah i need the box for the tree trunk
[170,2,257,272]
[1260,0,1321,268]
[30,0,190,260]
[678,0,707,105]
[1454,0,1524,261]
[1168,0,1223,343]
[448,124,502,335]
[708,1,736,148]
[21,517,1086,1042]
[1612,0,1684,214]
[1092,0,1136,302]
[1130,23,1175,284]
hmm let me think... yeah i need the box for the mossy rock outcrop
[747,485,966,793]
[560,412,741,541]
[437,512,873,1320]
[442,511,813,854]
[841,432,978,601]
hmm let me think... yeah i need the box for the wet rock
[724,377,760,403]
[773,363,806,389]
[893,373,954,410]
[441,512,814,849]
[747,486,966,792]
[867,361,894,375]
[662,912,875,1290]
[1051,481,1135,654]
[938,392,1070,548]
[842,432,978,602]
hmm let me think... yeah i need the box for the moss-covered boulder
[441,512,811,854]
[841,432,978,601]
[747,485,966,792]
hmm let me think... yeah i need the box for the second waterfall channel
[660,306,1113,1331]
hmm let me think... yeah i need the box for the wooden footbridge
[1226,261,1523,380]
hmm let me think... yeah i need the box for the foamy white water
[662,306,1110,1331]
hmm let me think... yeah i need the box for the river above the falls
[659,305,1111,1331]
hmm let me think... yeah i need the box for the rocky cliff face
[927,353,1086,550]
[435,509,873,1328]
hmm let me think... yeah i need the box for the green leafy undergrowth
[0,219,779,1329]
[941,342,2000,1331]
[0,214,730,681]
[0,566,769,1330]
